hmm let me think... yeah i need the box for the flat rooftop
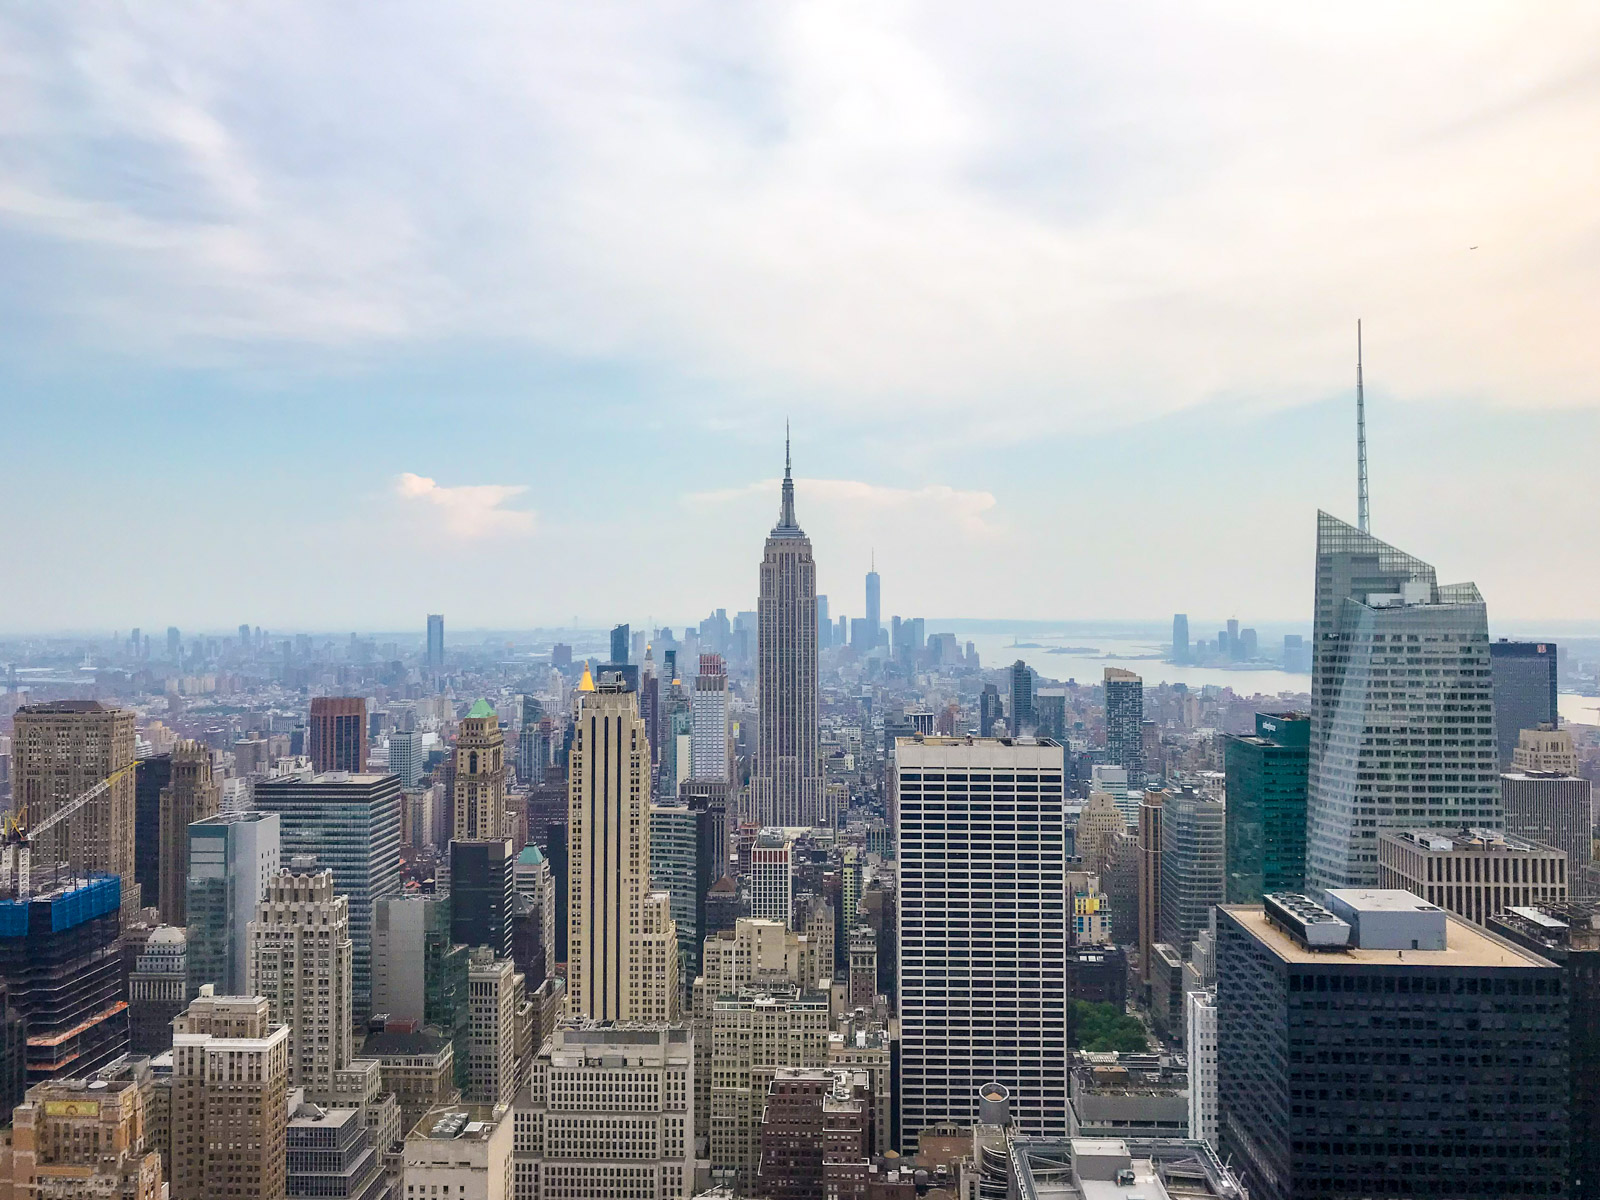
[1224,904,1553,969]
[1380,828,1555,855]
[411,1105,501,1140]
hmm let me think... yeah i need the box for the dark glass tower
[1223,712,1310,902]
[1490,639,1560,769]
[449,838,514,960]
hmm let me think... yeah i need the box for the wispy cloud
[394,473,536,539]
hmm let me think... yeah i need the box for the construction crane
[1,761,138,900]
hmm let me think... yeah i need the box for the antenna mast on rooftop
[1357,319,1370,533]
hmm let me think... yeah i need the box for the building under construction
[0,872,128,1086]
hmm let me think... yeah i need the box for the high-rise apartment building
[426,613,445,672]
[6,1068,164,1200]
[1377,827,1567,926]
[750,436,826,829]
[465,948,520,1107]
[186,810,281,996]
[690,654,732,782]
[1157,787,1225,957]
[1137,790,1163,988]
[158,739,220,924]
[1490,639,1559,769]
[1217,891,1567,1200]
[0,874,127,1086]
[254,771,401,1023]
[1104,668,1144,784]
[248,868,354,1095]
[752,828,794,927]
[1306,512,1500,891]
[895,736,1068,1144]
[1185,987,1218,1145]
[308,697,369,774]
[129,925,188,1054]
[453,699,507,840]
[12,701,139,913]
[567,673,680,1022]
[1008,660,1034,735]
[517,1024,695,1200]
[450,838,515,959]
[170,988,291,1200]
[1222,712,1309,902]
[389,728,422,789]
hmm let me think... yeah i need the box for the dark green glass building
[1223,712,1309,903]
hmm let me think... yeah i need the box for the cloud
[3,4,1600,427]
[686,477,1000,537]
[394,473,536,539]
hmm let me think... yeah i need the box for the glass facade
[1224,712,1309,903]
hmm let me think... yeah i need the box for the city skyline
[6,7,1600,630]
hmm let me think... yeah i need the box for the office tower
[1378,827,1567,925]
[461,948,519,1108]
[848,926,878,1006]
[0,982,23,1127]
[1488,900,1600,1200]
[128,925,187,1053]
[1491,639,1559,769]
[170,989,291,1200]
[186,810,281,995]
[133,752,171,915]
[248,868,353,1095]
[978,684,1002,737]
[1225,617,1241,660]
[405,1103,514,1199]
[690,654,733,782]
[389,728,422,789]
[513,843,557,974]
[1008,660,1034,735]
[1136,790,1163,988]
[1185,987,1218,1144]
[752,828,794,927]
[1217,892,1567,1200]
[1157,787,1223,956]
[750,434,826,829]
[515,696,544,784]
[895,736,1068,1144]
[157,739,220,924]
[12,700,139,913]
[372,894,470,1091]
[426,613,445,672]
[1076,791,1125,876]
[567,673,681,1021]
[1222,712,1309,903]
[285,1105,387,1200]
[1171,613,1190,664]
[1514,724,1580,772]
[1306,512,1500,890]
[518,1024,695,1200]
[167,626,181,659]
[817,594,832,649]
[865,558,881,651]
[754,1067,873,1199]
[798,893,835,982]
[1103,668,1144,784]
[453,699,507,839]
[308,696,368,775]
[681,777,732,888]
[450,838,515,959]
[0,874,127,1086]
[1502,768,1593,872]
[6,1071,164,1200]
[651,802,707,983]
[364,1027,459,1132]
[254,771,402,1023]
[1239,627,1258,659]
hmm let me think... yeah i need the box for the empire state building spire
[774,421,800,534]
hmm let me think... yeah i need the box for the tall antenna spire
[776,422,798,530]
[1356,320,1369,534]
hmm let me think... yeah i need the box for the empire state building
[749,433,827,829]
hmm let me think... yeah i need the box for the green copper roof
[517,844,545,865]
[466,698,495,719]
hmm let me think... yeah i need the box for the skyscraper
[465,947,520,1107]
[690,654,732,783]
[426,613,445,672]
[12,701,139,914]
[186,811,281,996]
[1156,787,1225,956]
[516,695,545,784]
[1171,613,1190,664]
[128,925,188,1054]
[567,670,680,1022]
[895,736,1068,1144]
[1222,712,1309,903]
[133,753,170,916]
[308,696,368,774]
[1490,639,1559,769]
[248,867,353,1095]
[865,556,881,651]
[1305,512,1500,890]
[817,594,831,649]
[158,739,220,924]
[979,684,1002,737]
[1104,668,1144,783]
[449,837,515,959]
[612,622,630,665]
[751,433,826,829]
[751,828,794,928]
[452,699,507,840]
[1008,660,1034,735]
[389,728,422,789]
[253,771,402,1023]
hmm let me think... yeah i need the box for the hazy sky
[4,4,1600,633]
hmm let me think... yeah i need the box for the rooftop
[410,1105,502,1141]
[1381,827,1557,855]
[466,699,495,720]
[1224,903,1554,969]
[1011,1137,1245,1200]
[515,844,545,866]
